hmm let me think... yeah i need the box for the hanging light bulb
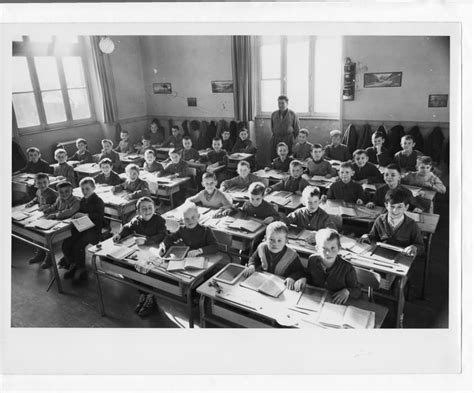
[99,36,115,54]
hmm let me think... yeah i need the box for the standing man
[270,95,301,160]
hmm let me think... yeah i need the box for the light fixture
[99,36,115,54]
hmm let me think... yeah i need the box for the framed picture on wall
[153,82,172,94]
[428,94,448,107]
[187,97,197,107]
[211,80,234,93]
[363,72,402,88]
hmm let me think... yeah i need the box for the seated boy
[25,173,58,268]
[392,135,422,173]
[284,186,336,242]
[351,149,383,184]
[142,149,164,173]
[402,156,446,194]
[360,188,425,257]
[186,172,232,209]
[162,148,188,177]
[221,129,233,152]
[291,128,313,161]
[323,161,365,204]
[239,182,280,224]
[242,221,306,291]
[113,196,167,317]
[303,144,338,179]
[113,163,150,201]
[94,158,122,186]
[324,130,351,162]
[162,125,183,148]
[220,160,264,192]
[181,136,200,162]
[135,135,153,156]
[231,128,257,155]
[15,147,52,174]
[53,148,76,186]
[266,142,292,172]
[160,203,218,258]
[70,138,93,164]
[266,160,309,195]
[202,137,228,173]
[61,177,105,283]
[145,119,165,146]
[117,130,133,154]
[367,164,424,212]
[302,228,361,304]
[365,131,392,167]
[98,139,121,173]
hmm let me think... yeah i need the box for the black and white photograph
[1,2,470,389]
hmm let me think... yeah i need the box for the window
[12,35,94,132]
[257,36,342,118]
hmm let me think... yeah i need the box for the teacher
[270,95,301,160]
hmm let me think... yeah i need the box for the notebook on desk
[227,219,262,233]
[167,257,206,272]
[317,303,375,329]
[240,272,286,298]
[71,216,95,232]
[34,219,60,230]
[106,244,137,261]
[296,287,327,312]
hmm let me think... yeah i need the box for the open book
[12,211,30,221]
[71,216,95,232]
[240,272,286,298]
[296,287,328,312]
[167,257,206,272]
[340,235,373,255]
[318,303,375,329]
[34,218,60,230]
[106,244,137,261]
[227,219,263,233]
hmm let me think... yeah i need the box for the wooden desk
[89,237,229,327]
[11,204,72,293]
[74,163,101,179]
[320,199,385,228]
[228,153,254,171]
[223,186,249,202]
[119,153,144,165]
[12,174,65,204]
[197,267,388,328]
[162,207,266,259]
[265,191,303,213]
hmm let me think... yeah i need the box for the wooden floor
[10,193,450,329]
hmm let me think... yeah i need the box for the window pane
[13,93,40,128]
[28,34,53,43]
[63,57,86,88]
[260,80,281,113]
[286,36,310,113]
[68,88,91,120]
[42,90,67,123]
[12,57,33,92]
[35,57,61,90]
[260,36,281,79]
[314,36,342,115]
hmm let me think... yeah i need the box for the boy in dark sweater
[163,149,188,177]
[220,160,264,191]
[145,119,165,146]
[266,142,292,172]
[142,149,164,173]
[392,135,422,173]
[162,125,183,148]
[113,163,150,200]
[202,137,228,174]
[365,131,392,167]
[291,129,313,161]
[360,188,424,257]
[352,149,383,184]
[70,138,94,164]
[117,130,133,154]
[15,147,52,174]
[181,136,200,163]
[242,221,306,291]
[221,129,233,153]
[113,196,167,317]
[323,161,365,204]
[161,203,218,257]
[240,182,280,224]
[62,177,105,283]
[53,148,76,186]
[94,158,122,186]
[302,228,361,304]
[231,128,257,154]
[98,139,121,173]
[324,130,351,162]
[303,144,338,179]
[266,160,309,195]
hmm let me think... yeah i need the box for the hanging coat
[375,124,389,149]
[207,121,218,146]
[229,120,238,144]
[387,125,405,156]
[406,125,425,153]
[342,123,358,155]
[189,120,201,147]
[356,123,372,150]
[182,120,189,136]
[425,126,445,164]
[217,119,228,137]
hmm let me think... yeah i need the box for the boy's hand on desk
[264,188,272,195]
[187,249,202,257]
[359,234,371,244]
[46,214,57,220]
[356,199,364,205]
[320,195,328,203]
[263,217,274,225]
[73,212,86,218]
[242,265,255,278]
[264,167,270,171]
[413,208,423,214]
[332,289,350,305]
[112,234,121,243]
[284,277,295,290]
[25,201,34,208]
[417,190,426,197]
[365,202,375,209]
[294,278,306,292]
[158,243,166,257]
[325,173,333,179]
[403,245,417,257]
[301,174,310,181]
[124,194,133,201]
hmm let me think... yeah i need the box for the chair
[354,266,381,302]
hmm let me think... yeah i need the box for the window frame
[256,36,343,120]
[12,36,97,135]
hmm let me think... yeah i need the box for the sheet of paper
[343,306,374,329]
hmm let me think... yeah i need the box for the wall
[139,36,235,121]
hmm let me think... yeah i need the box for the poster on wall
[153,82,172,94]
[363,72,402,88]
[428,94,448,107]
[211,80,234,93]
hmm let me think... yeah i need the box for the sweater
[143,161,164,173]
[187,189,232,209]
[352,162,383,184]
[305,254,361,298]
[31,187,57,208]
[117,140,133,154]
[324,144,351,162]
[402,171,446,194]
[163,160,188,177]
[393,150,422,172]
[231,139,257,154]
[269,176,309,194]
[20,159,52,174]
[221,173,263,191]
[162,134,183,148]
[285,207,336,231]
[164,224,218,255]
[94,171,122,186]
[305,158,337,177]
[53,162,76,186]
[44,194,81,219]
[327,180,365,203]
[114,178,150,199]
[241,200,280,221]
[365,146,392,167]
[368,213,425,255]
[249,244,305,280]
[118,214,167,244]
[222,139,233,153]
[78,192,105,233]
[271,109,300,139]
[292,141,313,161]
[204,150,228,166]
[144,130,165,146]
[98,150,121,172]
[182,148,200,162]
[70,150,93,164]
[271,156,292,172]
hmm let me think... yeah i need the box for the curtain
[231,36,256,123]
[90,36,117,124]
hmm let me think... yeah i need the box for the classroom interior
[11,35,450,329]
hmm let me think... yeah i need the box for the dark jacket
[342,123,358,155]
[356,123,372,150]
[425,126,445,164]
[387,125,404,156]
[406,126,424,153]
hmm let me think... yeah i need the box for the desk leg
[186,286,194,328]
[92,256,106,316]
[199,295,207,328]
[396,276,407,328]
[421,234,433,300]
[47,237,63,294]
[170,192,175,209]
